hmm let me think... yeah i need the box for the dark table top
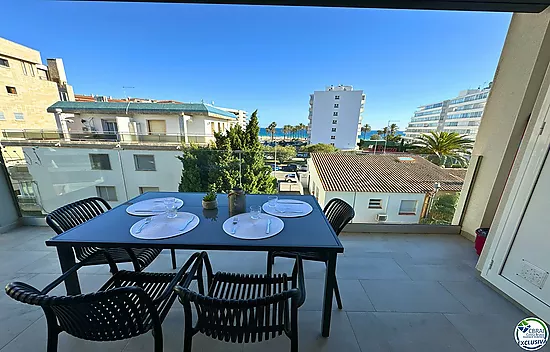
[46,192,344,253]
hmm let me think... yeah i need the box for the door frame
[481,83,550,321]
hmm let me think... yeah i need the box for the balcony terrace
[0,226,526,352]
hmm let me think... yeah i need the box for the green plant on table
[203,190,217,202]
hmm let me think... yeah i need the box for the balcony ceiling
[84,0,550,13]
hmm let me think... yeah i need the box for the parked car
[299,165,308,172]
[282,164,298,172]
[284,173,298,183]
[269,164,280,171]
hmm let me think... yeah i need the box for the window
[139,186,160,194]
[334,95,340,100]
[28,63,35,76]
[399,200,418,215]
[21,62,27,75]
[334,103,339,108]
[332,119,338,124]
[14,113,24,121]
[330,143,335,146]
[333,112,338,116]
[0,112,4,120]
[6,86,17,94]
[96,186,118,201]
[134,154,156,171]
[330,136,336,140]
[89,154,111,170]
[368,199,382,209]
[331,128,337,132]
[0,58,9,67]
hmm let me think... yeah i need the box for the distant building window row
[332,119,338,124]
[445,122,458,126]
[6,86,17,95]
[446,111,483,120]
[333,112,338,116]
[448,92,489,105]
[410,116,441,123]
[334,95,340,100]
[14,113,24,121]
[420,102,443,110]
[408,122,438,128]
[450,102,485,112]
[0,58,9,67]
[21,62,35,76]
[413,109,442,118]
[88,153,157,171]
[334,103,339,108]
[405,128,430,133]
[330,136,336,140]
[331,128,337,132]
[445,129,472,134]
[0,112,4,120]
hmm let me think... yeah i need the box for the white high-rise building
[405,84,491,141]
[307,85,365,150]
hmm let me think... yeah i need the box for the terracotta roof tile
[311,153,464,193]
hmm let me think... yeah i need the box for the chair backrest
[46,197,111,234]
[176,273,300,343]
[323,198,355,236]
[5,282,160,341]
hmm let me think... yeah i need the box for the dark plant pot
[202,199,218,210]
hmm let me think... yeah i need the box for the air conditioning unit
[376,213,388,222]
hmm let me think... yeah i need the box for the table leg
[56,246,81,295]
[322,252,337,337]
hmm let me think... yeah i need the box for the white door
[500,148,550,304]
[482,84,550,321]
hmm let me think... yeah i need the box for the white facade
[308,85,365,150]
[307,158,426,224]
[405,86,490,141]
[57,111,237,145]
[217,107,248,128]
[22,146,182,213]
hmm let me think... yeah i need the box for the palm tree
[360,123,371,139]
[411,131,474,166]
[283,125,292,140]
[266,122,277,142]
[389,123,399,136]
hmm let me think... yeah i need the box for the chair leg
[290,303,299,352]
[153,330,163,352]
[266,252,274,276]
[183,333,193,352]
[333,279,343,310]
[171,249,177,269]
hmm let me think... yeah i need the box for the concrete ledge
[344,223,461,234]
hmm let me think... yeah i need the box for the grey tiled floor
[0,227,537,352]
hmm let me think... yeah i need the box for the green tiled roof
[47,101,236,119]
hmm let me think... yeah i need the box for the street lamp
[383,119,400,154]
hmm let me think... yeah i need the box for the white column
[53,109,71,141]
[181,113,189,145]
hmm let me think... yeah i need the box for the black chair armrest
[152,252,202,305]
[41,250,119,294]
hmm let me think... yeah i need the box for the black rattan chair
[4,251,202,352]
[267,198,355,309]
[174,251,306,352]
[46,196,178,272]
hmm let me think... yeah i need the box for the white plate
[222,213,284,240]
[126,197,184,216]
[130,212,199,240]
[262,199,313,218]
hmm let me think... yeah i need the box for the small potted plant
[202,189,218,210]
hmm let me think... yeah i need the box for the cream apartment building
[0,37,74,133]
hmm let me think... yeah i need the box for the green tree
[266,121,277,142]
[411,131,474,166]
[370,134,381,140]
[178,110,276,194]
[283,125,292,140]
[301,143,337,153]
[421,193,460,225]
[298,123,307,139]
[264,145,296,164]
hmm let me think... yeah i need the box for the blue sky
[3,1,511,129]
